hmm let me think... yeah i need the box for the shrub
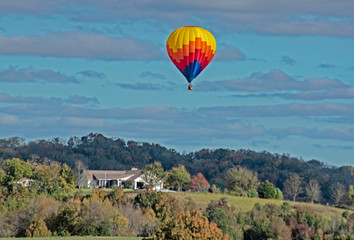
[25,217,51,237]
[135,191,163,210]
[206,207,230,233]
[152,209,224,240]
[258,180,276,199]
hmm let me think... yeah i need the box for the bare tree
[330,182,346,205]
[305,179,321,203]
[284,174,302,202]
[74,160,88,188]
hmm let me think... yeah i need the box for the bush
[258,180,276,199]
[275,187,284,200]
[206,207,230,233]
[25,217,51,237]
[248,188,258,198]
[135,191,163,210]
[152,210,224,240]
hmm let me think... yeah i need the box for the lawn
[169,192,351,218]
[169,192,285,212]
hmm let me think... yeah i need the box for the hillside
[0,133,353,205]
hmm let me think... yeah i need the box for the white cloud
[269,126,354,141]
[199,70,348,92]
[214,45,245,61]
[0,92,98,105]
[0,115,20,125]
[0,32,163,60]
[1,0,353,37]
[0,66,78,83]
[198,102,354,118]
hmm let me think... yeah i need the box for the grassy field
[168,192,351,218]
[0,237,142,240]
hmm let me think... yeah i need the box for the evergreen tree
[258,180,276,199]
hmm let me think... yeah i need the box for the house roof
[86,169,142,181]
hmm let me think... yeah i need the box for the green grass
[169,192,352,217]
[169,192,285,212]
[0,237,142,240]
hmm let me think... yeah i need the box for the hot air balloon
[166,26,216,90]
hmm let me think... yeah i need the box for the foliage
[348,185,354,206]
[47,190,129,237]
[108,187,126,207]
[118,202,158,237]
[152,209,224,240]
[275,187,284,200]
[211,184,221,194]
[1,158,32,186]
[141,161,165,189]
[306,179,322,203]
[244,209,272,240]
[284,173,302,201]
[226,166,259,197]
[0,185,353,239]
[258,180,276,199]
[59,164,77,193]
[31,162,77,197]
[206,208,230,234]
[330,183,347,205]
[165,165,190,191]
[189,172,210,193]
[25,217,51,237]
[74,160,88,188]
[134,191,163,210]
[0,134,352,205]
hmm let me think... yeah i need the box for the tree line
[0,133,353,206]
[145,162,353,207]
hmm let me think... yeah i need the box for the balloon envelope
[166,26,216,83]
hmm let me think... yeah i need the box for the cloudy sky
[1,0,353,166]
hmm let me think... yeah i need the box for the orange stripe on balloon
[167,39,215,72]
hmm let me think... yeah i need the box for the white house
[15,177,34,187]
[85,168,163,191]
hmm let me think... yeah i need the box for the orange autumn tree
[152,209,226,240]
[189,173,210,193]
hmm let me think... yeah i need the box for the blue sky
[0,0,354,166]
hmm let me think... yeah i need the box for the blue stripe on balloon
[180,60,203,83]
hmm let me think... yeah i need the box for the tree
[59,164,76,193]
[32,162,61,195]
[32,162,76,196]
[305,179,321,203]
[348,185,354,206]
[189,173,210,193]
[330,182,346,205]
[1,158,32,187]
[165,165,190,191]
[74,160,88,188]
[25,217,51,237]
[108,187,126,207]
[258,180,276,199]
[152,210,224,240]
[206,208,230,234]
[226,166,259,197]
[284,174,302,201]
[275,188,284,200]
[141,162,165,190]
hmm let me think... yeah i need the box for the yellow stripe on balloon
[167,26,216,53]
